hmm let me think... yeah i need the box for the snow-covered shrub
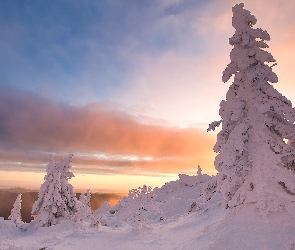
[111,185,159,228]
[74,190,93,224]
[79,190,91,207]
[209,3,295,215]
[79,190,92,216]
[74,189,101,229]
[31,154,79,227]
[9,193,24,228]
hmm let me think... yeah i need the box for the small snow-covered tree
[75,190,92,222]
[32,154,78,227]
[209,3,295,214]
[9,193,23,227]
[197,165,202,176]
[79,189,91,208]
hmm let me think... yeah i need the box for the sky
[0,0,295,192]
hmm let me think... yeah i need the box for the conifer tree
[32,154,78,227]
[209,3,295,214]
[9,193,24,227]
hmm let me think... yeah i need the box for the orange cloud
[0,87,216,176]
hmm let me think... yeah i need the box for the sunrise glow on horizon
[0,0,294,192]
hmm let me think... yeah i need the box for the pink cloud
[0,88,216,175]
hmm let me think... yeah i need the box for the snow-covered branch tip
[207,120,222,132]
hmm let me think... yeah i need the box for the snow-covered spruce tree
[32,154,78,227]
[208,3,295,214]
[9,193,24,227]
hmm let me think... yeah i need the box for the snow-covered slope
[1,198,295,250]
[1,172,295,250]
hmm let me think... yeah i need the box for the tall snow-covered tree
[32,154,78,227]
[9,193,24,227]
[208,3,295,214]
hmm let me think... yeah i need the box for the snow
[1,170,295,249]
[1,200,295,250]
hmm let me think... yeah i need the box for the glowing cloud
[0,87,216,177]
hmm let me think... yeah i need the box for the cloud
[0,87,216,176]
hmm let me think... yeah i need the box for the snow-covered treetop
[222,3,277,84]
[59,153,75,180]
[231,3,257,31]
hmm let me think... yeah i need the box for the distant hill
[0,189,124,223]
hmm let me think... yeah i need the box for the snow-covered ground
[1,173,295,250]
[1,200,295,250]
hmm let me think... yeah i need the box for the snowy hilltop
[1,3,295,250]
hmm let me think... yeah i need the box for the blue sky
[0,0,295,191]
[0,0,208,104]
[0,0,225,119]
